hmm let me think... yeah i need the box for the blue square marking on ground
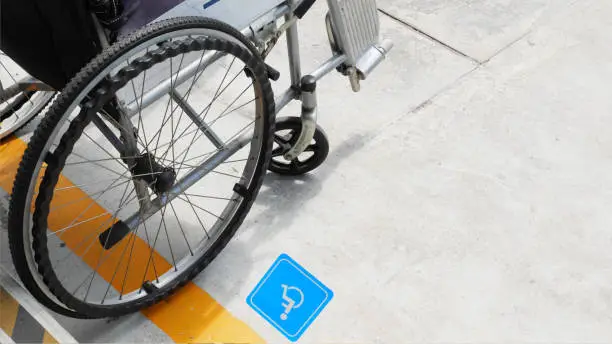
[247,253,333,342]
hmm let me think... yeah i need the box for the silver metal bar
[247,2,292,44]
[123,3,297,117]
[125,50,225,116]
[124,22,267,117]
[91,14,111,49]
[274,87,298,114]
[91,113,125,154]
[121,133,252,230]
[284,81,317,160]
[122,2,303,118]
[274,55,346,115]
[0,267,78,344]
[170,89,224,148]
[309,54,347,81]
[115,103,153,210]
[285,6,302,87]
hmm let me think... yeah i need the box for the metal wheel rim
[20,27,267,309]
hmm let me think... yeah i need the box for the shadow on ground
[203,131,374,305]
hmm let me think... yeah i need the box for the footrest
[326,0,393,89]
[327,0,381,66]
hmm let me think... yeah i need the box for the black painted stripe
[11,306,44,343]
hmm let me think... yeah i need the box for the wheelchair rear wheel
[8,17,275,318]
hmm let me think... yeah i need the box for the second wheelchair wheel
[0,54,55,140]
[8,17,275,318]
[268,116,329,175]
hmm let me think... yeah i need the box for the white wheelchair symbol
[280,284,304,321]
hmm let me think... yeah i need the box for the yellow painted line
[0,137,263,343]
[42,331,58,344]
[0,287,19,336]
[1,267,76,343]
[1,286,59,343]
[0,137,24,192]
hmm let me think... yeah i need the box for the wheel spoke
[168,57,241,173]
[139,208,167,289]
[305,144,318,152]
[102,219,141,303]
[84,180,134,302]
[141,220,160,283]
[211,170,241,179]
[271,147,285,157]
[177,194,224,221]
[53,191,141,270]
[180,193,210,239]
[169,201,194,256]
[274,134,291,145]
[119,219,143,297]
[21,31,272,311]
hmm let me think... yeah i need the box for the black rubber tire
[8,16,275,319]
[0,91,55,142]
[268,116,329,175]
[0,91,35,122]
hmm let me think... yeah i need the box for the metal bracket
[284,75,317,161]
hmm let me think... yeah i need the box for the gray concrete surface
[205,0,612,342]
[2,0,612,342]
[377,0,576,62]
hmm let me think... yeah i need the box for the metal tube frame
[118,132,253,230]
[94,0,351,231]
[123,0,347,117]
[285,1,303,89]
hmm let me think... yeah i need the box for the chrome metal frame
[15,0,388,235]
[90,0,361,232]
[122,0,351,118]
[111,0,392,190]
[113,0,346,164]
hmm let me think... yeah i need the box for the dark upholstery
[0,0,101,90]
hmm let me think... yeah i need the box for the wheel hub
[131,153,176,194]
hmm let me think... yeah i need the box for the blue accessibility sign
[247,254,333,342]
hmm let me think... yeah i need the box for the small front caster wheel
[269,116,329,175]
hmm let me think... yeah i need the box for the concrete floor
[2,0,612,342]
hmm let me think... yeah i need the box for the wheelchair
[4,0,392,318]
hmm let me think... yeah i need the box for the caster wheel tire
[269,116,329,176]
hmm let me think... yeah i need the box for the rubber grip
[266,64,281,81]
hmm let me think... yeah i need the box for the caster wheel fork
[268,116,329,175]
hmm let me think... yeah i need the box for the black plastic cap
[301,75,317,92]
[293,0,316,19]
[266,64,281,81]
[99,220,131,250]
